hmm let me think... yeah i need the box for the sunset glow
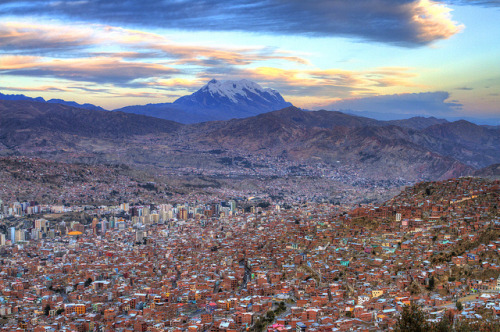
[1,0,499,121]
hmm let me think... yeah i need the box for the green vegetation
[84,277,93,287]
[396,303,500,332]
[432,229,500,265]
[250,301,287,332]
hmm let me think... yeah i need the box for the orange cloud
[0,21,96,50]
[0,85,70,93]
[0,55,41,69]
[193,65,422,108]
[1,20,309,72]
[409,0,464,43]
[240,66,418,91]
[152,78,204,89]
[0,55,179,84]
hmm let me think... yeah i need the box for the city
[1,0,500,330]
[0,177,498,331]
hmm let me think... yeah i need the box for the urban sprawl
[0,177,499,331]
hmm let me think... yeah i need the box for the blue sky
[0,0,499,122]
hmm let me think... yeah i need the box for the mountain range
[1,99,498,188]
[1,77,499,201]
[0,92,107,112]
[114,79,292,123]
[1,80,292,124]
[2,80,498,126]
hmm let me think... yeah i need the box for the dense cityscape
[1,0,500,330]
[0,177,499,331]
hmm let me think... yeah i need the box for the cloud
[0,0,463,46]
[449,0,500,6]
[326,91,462,115]
[0,21,311,87]
[0,55,180,85]
[409,0,464,43]
[195,66,421,100]
[0,85,69,93]
[103,91,166,99]
[0,21,309,69]
[0,21,95,54]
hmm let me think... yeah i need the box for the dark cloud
[327,91,462,115]
[0,0,462,46]
[450,0,500,6]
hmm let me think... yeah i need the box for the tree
[56,308,65,316]
[427,276,435,291]
[84,277,93,287]
[265,310,275,322]
[395,303,430,332]
[43,304,51,316]
[279,301,286,311]
[456,301,463,311]
[253,319,263,332]
[431,312,453,332]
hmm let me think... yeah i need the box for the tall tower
[10,227,15,244]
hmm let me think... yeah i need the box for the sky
[0,0,499,122]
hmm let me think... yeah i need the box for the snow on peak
[201,79,278,103]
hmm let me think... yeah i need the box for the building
[10,227,15,244]
[15,229,26,242]
[136,230,144,243]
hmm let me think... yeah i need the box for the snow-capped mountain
[114,79,292,123]
[174,79,291,111]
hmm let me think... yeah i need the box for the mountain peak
[199,79,279,104]
[172,79,292,120]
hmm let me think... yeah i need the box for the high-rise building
[229,200,237,213]
[136,230,144,243]
[178,208,188,220]
[10,227,15,244]
[101,220,107,234]
[0,233,5,246]
[15,229,25,242]
[35,218,49,231]
[150,213,159,224]
[31,229,40,241]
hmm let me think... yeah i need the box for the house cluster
[0,177,498,331]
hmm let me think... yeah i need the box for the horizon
[1,0,499,121]
[2,83,500,126]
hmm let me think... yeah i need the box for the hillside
[0,100,182,153]
[474,163,500,178]
[0,156,159,204]
[1,100,498,202]
[188,107,472,181]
